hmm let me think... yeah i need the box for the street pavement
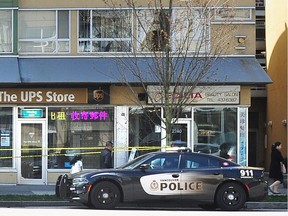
[0,182,286,210]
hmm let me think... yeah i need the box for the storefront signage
[239,108,247,166]
[0,88,87,104]
[50,110,109,121]
[70,110,109,121]
[21,109,43,118]
[147,85,240,104]
[88,87,110,104]
[0,129,10,147]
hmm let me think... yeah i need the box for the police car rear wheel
[216,183,246,211]
[90,181,121,209]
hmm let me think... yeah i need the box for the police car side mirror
[139,164,150,170]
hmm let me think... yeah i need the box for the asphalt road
[0,207,287,216]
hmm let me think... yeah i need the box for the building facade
[265,0,287,170]
[0,0,271,184]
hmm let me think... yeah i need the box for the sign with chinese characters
[70,110,109,121]
[239,107,248,166]
[0,88,87,104]
[147,85,240,105]
[50,110,109,121]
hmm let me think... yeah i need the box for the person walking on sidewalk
[268,141,286,194]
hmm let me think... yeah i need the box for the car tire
[90,181,121,209]
[215,182,246,211]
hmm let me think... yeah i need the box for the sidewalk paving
[0,183,286,209]
[0,184,55,196]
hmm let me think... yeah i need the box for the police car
[56,148,268,211]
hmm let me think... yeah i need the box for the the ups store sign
[0,88,110,104]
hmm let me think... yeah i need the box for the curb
[245,202,287,210]
[0,200,79,207]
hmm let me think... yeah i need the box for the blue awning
[2,57,272,85]
[0,57,21,84]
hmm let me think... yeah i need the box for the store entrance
[168,120,191,149]
[17,120,46,184]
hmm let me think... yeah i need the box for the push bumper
[248,181,268,201]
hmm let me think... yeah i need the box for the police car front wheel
[90,181,121,209]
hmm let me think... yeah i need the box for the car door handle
[213,172,220,175]
[172,174,179,178]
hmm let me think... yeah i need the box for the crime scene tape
[0,146,163,160]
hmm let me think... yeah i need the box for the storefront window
[0,107,13,168]
[194,107,237,162]
[48,106,114,169]
[129,107,161,156]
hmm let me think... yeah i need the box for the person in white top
[70,155,83,174]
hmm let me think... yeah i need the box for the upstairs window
[18,10,70,54]
[173,8,210,53]
[0,10,13,53]
[136,9,170,52]
[137,8,210,53]
[78,10,132,53]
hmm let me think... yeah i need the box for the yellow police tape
[0,146,163,160]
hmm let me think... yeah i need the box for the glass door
[17,120,46,184]
[169,120,191,148]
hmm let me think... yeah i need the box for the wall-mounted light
[282,119,287,126]
[267,120,273,127]
[235,35,247,44]
[234,35,247,50]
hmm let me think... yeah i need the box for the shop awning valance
[1,57,272,85]
[0,57,21,84]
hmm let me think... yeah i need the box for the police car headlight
[72,177,89,185]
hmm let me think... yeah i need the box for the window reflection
[129,107,161,156]
[48,107,114,169]
[78,10,132,52]
[0,107,13,168]
[0,10,13,53]
[18,10,70,54]
[194,107,237,162]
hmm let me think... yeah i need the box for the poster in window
[1,136,10,147]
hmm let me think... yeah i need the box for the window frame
[18,9,70,54]
[77,9,132,53]
[136,8,211,53]
[0,107,13,168]
[47,106,114,170]
[0,9,13,54]
[212,7,253,23]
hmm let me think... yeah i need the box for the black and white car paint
[56,148,267,211]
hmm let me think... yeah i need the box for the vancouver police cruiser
[56,147,267,211]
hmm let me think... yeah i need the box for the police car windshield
[118,153,155,170]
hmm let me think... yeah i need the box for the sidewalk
[0,184,78,207]
[0,184,55,196]
[0,183,286,209]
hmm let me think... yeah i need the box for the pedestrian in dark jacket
[268,141,285,194]
[100,141,113,168]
